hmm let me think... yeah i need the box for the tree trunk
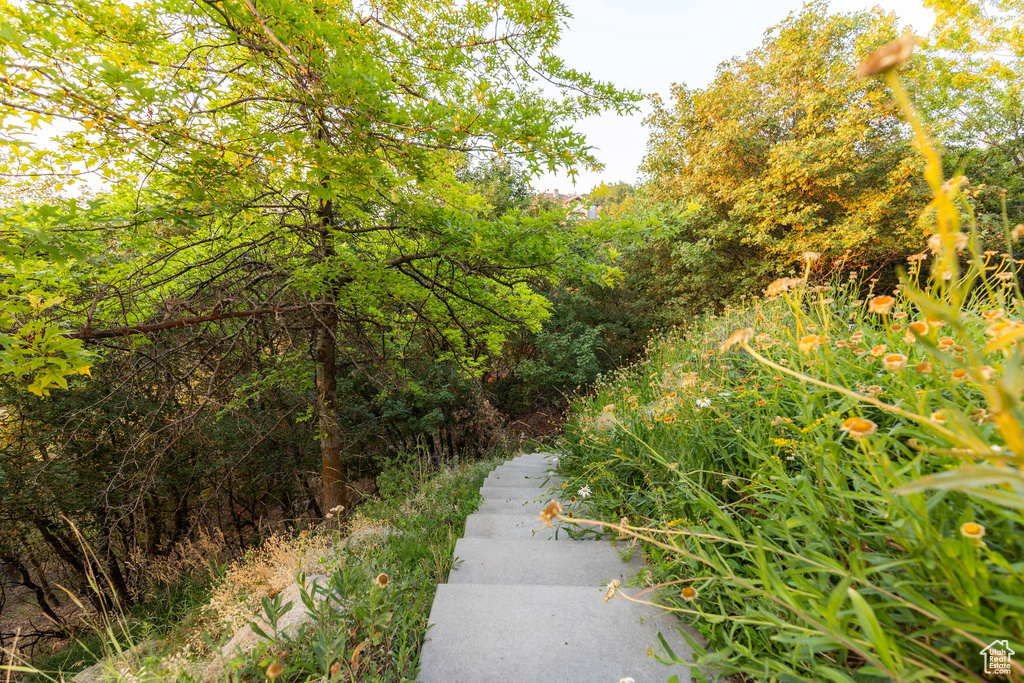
[315,299,346,514]
[315,188,347,515]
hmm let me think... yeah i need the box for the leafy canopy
[0,0,641,395]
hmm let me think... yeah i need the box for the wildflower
[856,32,918,77]
[604,579,620,604]
[931,410,947,424]
[696,398,711,408]
[893,311,908,320]
[798,334,823,354]
[680,585,699,601]
[538,501,563,527]
[619,678,636,683]
[578,486,591,498]
[871,345,887,357]
[766,277,801,298]
[663,414,677,425]
[904,321,928,343]
[941,175,969,196]
[982,309,1005,322]
[721,327,754,352]
[960,522,985,539]
[985,320,1024,338]
[756,399,767,407]
[927,232,969,253]
[375,573,390,589]
[976,365,996,381]
[951,368,968,382]
[803,251,821,262]
[882,353,907,371]
[1012,224,1024,241]
[868,295,896,315]
[915,361,933,375]
[841,417,878,439]
[603,404,615,413]
[266,661,285,680]
[866,385,882,396]
[995,271,1016,282]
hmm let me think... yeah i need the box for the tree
[920,0,1024,220]
[0,0,639,511]
[640,2,929,304]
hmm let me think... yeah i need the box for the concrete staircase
[417,452,696,683]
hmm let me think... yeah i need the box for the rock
[71,640,161,682]
[201,574,340,682]
[345,525,401,546]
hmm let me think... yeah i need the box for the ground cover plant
[556,54,1024,682]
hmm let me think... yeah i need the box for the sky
[532,0,937,195]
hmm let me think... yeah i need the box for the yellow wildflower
[882,353,907,371]
[960,522,985,539]
[537,501,563,527]
[868,295,896,315]
[841,417,877,439]
[856,32,917,77]
[798,335,823,354]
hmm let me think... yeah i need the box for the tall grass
[557,49,1024,682]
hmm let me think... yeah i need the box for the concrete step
[417,583,694,683]
[490,465,556,476]
[496,459,557,468]
[462,513,598,540]
[479,486,556,501]
[509,452,558,465]
[476,491,561,515]
[484,470,560,487]
[476,498,551,514]
[448,538,639,585]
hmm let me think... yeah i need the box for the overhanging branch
[68,305,310,341]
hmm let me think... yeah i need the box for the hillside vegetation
[558,68,1024,681]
